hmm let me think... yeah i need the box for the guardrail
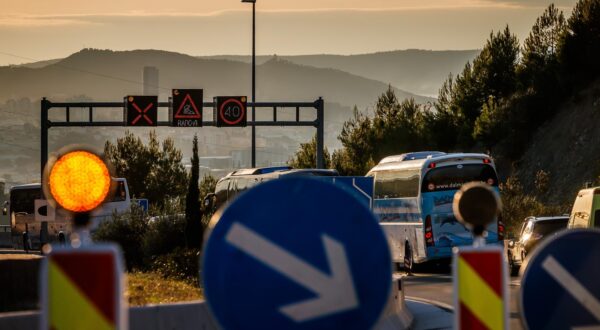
[0,276,413,330]
[0,225,11,248]
[374,275,413,329]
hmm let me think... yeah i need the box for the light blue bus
[366,152,503,271]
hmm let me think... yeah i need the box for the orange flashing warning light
[48,150,111,213]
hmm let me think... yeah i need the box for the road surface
[403,268,524,329]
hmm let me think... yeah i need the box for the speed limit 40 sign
[215,96,247,127]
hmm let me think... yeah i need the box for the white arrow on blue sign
[520,229,600,330]
[202,177,391,330]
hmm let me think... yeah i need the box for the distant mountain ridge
[199,49,480,96]
[0,49,432,110]
[16,59,61,69]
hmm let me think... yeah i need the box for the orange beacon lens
[48,151,111,212]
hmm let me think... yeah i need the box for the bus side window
[236,178,248,192]
[374,170,419,199]
[227,179,237,200]
[215,179,229,208]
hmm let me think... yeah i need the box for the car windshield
[533,219,568,235]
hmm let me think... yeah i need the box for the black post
[251,1,256,168]
[316,97,325,169]
[41,98,49,178]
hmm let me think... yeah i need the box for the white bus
[207,166,339,211]
[3,178,131,249]
[367,152,504,271]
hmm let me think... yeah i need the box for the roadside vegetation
[291,0,600,234]
[127,272,202,306]
[95,133,217,296]
[500,173,570,237]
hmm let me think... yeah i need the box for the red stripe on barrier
[460,301,490,330]
[51,252,116,324]
[460,251,502,296]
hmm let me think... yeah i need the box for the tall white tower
[143,66,159,96]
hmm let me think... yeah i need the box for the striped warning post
[453,247,507,330]
[41,245,126,330]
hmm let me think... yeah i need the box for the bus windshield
[421,164,498,193]
[10,188,41,214]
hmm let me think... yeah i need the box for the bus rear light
[497,214,505,240]
[483,158,491,164]
[428,163,436,169]
[425,215,435,247]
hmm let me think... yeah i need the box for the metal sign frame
[40,97,326,176]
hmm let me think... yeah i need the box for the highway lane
[402,269,525,329]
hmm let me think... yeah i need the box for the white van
[568,187,600,229]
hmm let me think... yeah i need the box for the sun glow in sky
[0,0,577,65]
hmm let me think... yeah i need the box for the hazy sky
[0,0,578,66]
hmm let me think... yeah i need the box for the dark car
[507,216,569,276]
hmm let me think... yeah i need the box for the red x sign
[126,96,157,127]
[131,102,154,125]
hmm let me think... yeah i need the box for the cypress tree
[185,135,202,248]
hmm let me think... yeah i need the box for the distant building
[143,66,159,96]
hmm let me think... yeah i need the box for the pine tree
[519,4,566,92]
[104,130,187,206]
[288,135,331,169]
[560,0,600,88]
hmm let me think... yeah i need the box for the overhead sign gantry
[40,95,326,175]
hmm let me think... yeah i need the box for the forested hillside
[292,0,600,232]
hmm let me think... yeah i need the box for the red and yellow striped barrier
[41,246,126,330]
[454,247,507,330]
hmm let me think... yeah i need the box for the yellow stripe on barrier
[457,257,504,330]
[49,261,115,330]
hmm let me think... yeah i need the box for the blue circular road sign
[520,229,600,330]
[203,177,391,330]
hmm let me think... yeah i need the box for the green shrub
[93,201,196,279]
[500,176,564,237]
[148,247,201,282]
[93,204,148,271]
[142,214,186,257]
